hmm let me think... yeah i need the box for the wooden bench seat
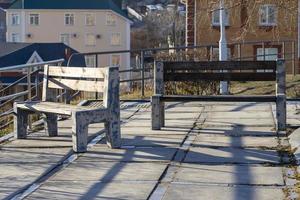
[152,60,286,131]
[14,65,121,153]
[15,101,105,115]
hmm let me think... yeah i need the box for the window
[60,34,70,45]
[85,14,95,26]
[111,55,121,66]
[11,13,20,25]
[256,48,278,61]
[86,34,96,46]
[212,9,229,26]
[65,13,74,25]
[29,14,39,25]
[11,33,20,42]
[0,22,4,30]
[111,33,121,46]
[85,55,96,67]
[259,5,277,26]
[106,13,116,26]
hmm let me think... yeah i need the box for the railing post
[276,59,286,131]
[140,50,145,97]
[282,41,285,60]
[95,54,99,99]
[35,68,40,100]
[238,43,241,61]
[292,41,296,76]
[27,66,32,130]
[262,42,265,61]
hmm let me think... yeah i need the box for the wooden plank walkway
[1,101,300,200]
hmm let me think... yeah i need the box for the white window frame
[110,54,121,66]
[85,13,95,26]
[85,33,96,46]
[29,13,39,26]
[65,13,74,26]
[106,13,116,26]
[259,4,277,26]
[212,9,229,26]
[85,55,96,67]
[256,47,279,61]
[111,33,121,46]
[60,33,70,45]
[11,13,20,26]
[11,33,20,42]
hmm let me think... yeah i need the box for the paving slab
[184,147,280,164]
[198,126,276,136]
[162,184,285,200]
[204,118,275,127]
[79,146,177,162]
[49,162,167,182]
[27,181,155,200]
[166,164,284,185]
[121,127,190,135]
[210,103,272,112]
[100,134,186,147]
[193,134,278,148]
[208,111,273,119]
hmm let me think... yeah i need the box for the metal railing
[0,59,64,131]
[0,39,298,132]
[67,39,298,97]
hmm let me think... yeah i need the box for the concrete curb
[289,128,300,165]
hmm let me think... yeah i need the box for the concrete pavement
[1,101,300,200]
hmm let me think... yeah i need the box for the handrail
[67,40,296,65]
[0,91,28,102]
[0,59,64,72]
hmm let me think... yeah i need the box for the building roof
[0,3,12,9]
[0,42,86,67]
[9,0,130,19]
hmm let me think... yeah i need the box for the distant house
[6,0,132,76]
[184,0,299,73]
[0,2,11,42]
[0,42,85,85]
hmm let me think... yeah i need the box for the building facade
[185,0,299,74]
[0,1,11,42]
[6,0,132,75]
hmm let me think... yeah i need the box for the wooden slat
[48,66,105,79]
[159,95,277,102]
[48,78,104,92]
[164,72,276,82]
[16,101,106,115]
[163,61,277,71]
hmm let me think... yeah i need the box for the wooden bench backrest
[42,65,119,103]
[162,61,277,82]
[154,60,285,95]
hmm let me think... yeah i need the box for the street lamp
[219,0,229,94]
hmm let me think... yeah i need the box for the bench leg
[105,112,121,148]
[14,106,29,139]
[44,114,58,137]
[160,102,165,127]
[276,94,286,131]
[152,96,164,130]
[72,112,88,153]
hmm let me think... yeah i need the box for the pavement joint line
[148,106,207,200]
[162,181,286,187]
[7,105,147,200]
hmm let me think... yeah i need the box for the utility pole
[219,0,229,94]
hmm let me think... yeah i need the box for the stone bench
[14,65,121,153]
[151,60,286,131]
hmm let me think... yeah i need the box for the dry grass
[230,75,300,98]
